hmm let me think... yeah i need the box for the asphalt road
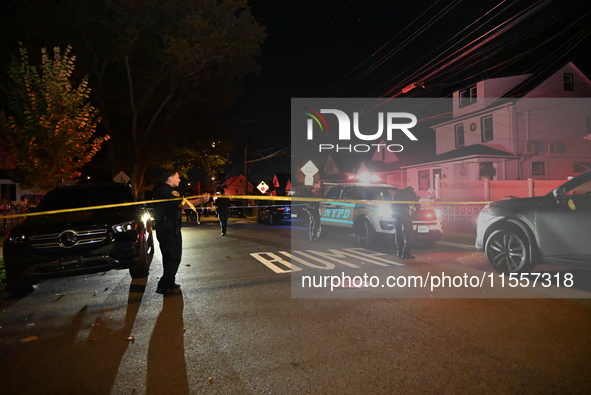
[1,217,591,394]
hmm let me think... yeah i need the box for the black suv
[3,183,154,294]
[257,200,292,225]
[476,170,591,274]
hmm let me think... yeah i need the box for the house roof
[499,61,588,99]
[402,144,518,168]
[272,173,291,187]
[223,175,254,187]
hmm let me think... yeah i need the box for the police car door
[320,185,354,229]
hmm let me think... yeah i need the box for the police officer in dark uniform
[214,189,231,236]
[391,186,420,259]
[152,170,210,295]
[307,180,322,242]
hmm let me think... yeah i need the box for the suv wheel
[129,234,152,279]
[355,219,375,248]
[485,227,535,274]
[6,275,35,297]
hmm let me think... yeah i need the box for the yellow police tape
[0,194,492,221]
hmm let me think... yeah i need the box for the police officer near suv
[391,186,420,259]
[307,180,322,242]
[152,170,210,295]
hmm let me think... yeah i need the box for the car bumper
[4,240,142,280]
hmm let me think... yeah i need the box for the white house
[403,62,591,193]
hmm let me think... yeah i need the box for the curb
[436,240,478,250]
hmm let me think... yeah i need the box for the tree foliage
[0,0,266,196]
[0,44,108,191]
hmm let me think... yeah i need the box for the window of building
[0,183,16,201]
[479,162,496,180]
[459,85,477,107]
[481,115,493,142]
[563,73,574,92]
[532,162,546,176]
[418,169,430,191]
[454,124,465,148]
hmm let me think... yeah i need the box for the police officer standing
[214,189,232,236]
[391,186,420,259]
[307,180,322,242]
[152,170,210,295]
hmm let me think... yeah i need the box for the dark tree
[0,0,266,195]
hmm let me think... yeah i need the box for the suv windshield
[568,178,591,195]
[327,185,397,201]
[37,184,135,211]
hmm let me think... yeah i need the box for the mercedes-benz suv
[3,183,154,294]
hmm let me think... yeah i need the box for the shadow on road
[0,276,148,394]
[146,290,189,394]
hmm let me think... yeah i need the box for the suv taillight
[415,209,440,221]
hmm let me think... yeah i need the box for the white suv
[319,183,443,248]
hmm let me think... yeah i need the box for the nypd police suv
[318,182,443,248]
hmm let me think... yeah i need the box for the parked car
[257,200,292,225]
[3,183,154,295]
[230,202,245,217]
[319,183,443,248]
[476,169,591,274]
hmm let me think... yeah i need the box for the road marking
[250,248,404,273]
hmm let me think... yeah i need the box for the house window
[479,162,496,180]
[532,162,546,176]
[459,85,477,107]
[418,169,430,191]
[481,115,493,142]
[0,183,16,201]
[454,124,465,148]
[563,73,574,92]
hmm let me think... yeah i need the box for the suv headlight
[477,204,492,229]
[112,220,139,233]
[5,231,26,244]
[377,204,392,219]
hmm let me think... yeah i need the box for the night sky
[226,0,591,184]
[1,1,590,185]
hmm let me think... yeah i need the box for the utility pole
[244,142,248,195]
